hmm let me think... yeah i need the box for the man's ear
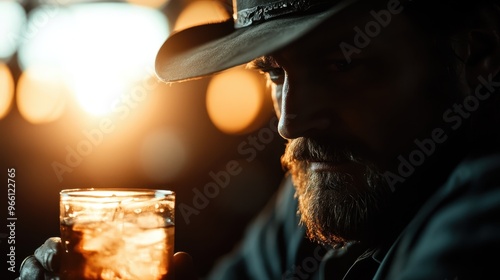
[465,28,500,86]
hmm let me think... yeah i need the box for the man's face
[255,5,459,247]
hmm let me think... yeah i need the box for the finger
[19,255,44,280]
[19,254,61,280]
[173,251,198,280]
[34,237,63,272]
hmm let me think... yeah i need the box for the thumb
[173,251,198,280]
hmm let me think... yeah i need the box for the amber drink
[59,189,175,280]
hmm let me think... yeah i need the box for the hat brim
[155,0,358,83]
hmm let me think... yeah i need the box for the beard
[282,137,393,248]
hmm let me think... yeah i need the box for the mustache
[282,137,359,167]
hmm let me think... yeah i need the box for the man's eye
[266,68,285,84]
[247,56,285,85]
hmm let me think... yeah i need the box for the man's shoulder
[419,150,500,215]
[451,151,500,188]
[378,151,500,279]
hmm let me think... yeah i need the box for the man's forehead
[278,2,413,58]
[302,5,388,48]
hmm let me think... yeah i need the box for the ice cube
[136,212,166,229]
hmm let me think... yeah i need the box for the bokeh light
[173,0,230,31]
[0,1,27,61]
[17,3,169,117]
[206,66,269,134]
[127,0,170,9]
[16,66,68,124]
[139,128,188,182]
[0,63,15,120]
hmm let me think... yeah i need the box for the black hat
[155,0,360,82]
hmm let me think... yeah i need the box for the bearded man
[18,0,500,279]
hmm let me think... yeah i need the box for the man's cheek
[271,84,283,117]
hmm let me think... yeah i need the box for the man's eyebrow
[247,55,281,71]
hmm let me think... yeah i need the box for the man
[18,0,500,279]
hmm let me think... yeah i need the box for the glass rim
[60,188,175,198]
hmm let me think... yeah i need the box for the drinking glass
[59,188,175,280]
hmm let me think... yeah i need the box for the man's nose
[277,78,331,139]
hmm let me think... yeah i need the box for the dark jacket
[207,145,500,279]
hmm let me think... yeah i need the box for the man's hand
[17,237,62,280]
[17,237,198,280]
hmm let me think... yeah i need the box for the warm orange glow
[17,66,68,124]
[17,3,168,117]
[206,67,268,134]
[0,63,14,120]
[126,0,169,8]
[140,129,187,182]
[173,0,230,32]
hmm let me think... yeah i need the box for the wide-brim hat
[155,0,360,83]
